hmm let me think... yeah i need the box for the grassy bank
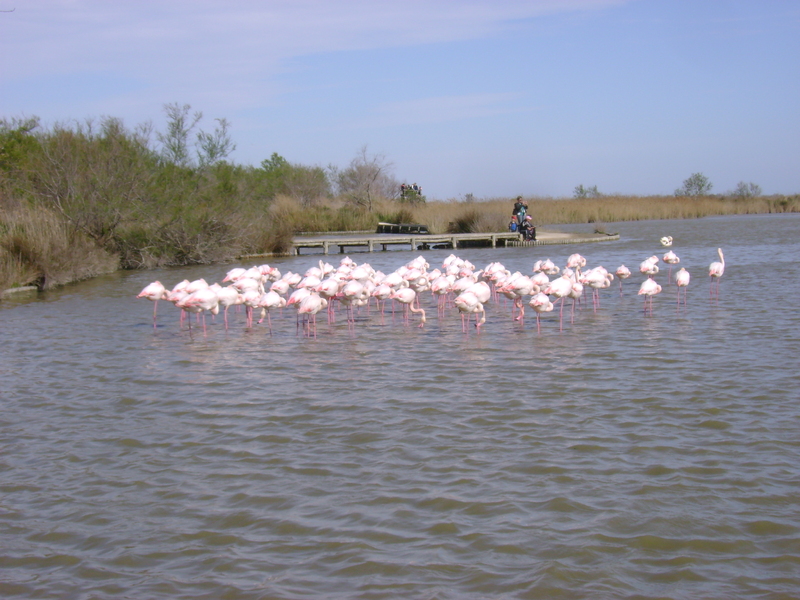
[3,192,797,292]
[1,113,798,292]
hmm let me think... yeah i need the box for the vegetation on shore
[1,108,798,292]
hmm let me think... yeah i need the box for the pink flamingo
[177,288,219,335]
[137,281,167,328]
[496,273,534,321]
[675,267,690,307]
[567,279,584,323]
[615,265,631,295]
[663,250,680,283]
[297,293,327,338]
[638,278,662,316]
[454,291,485,332]
[390,287,426,327]
[639,256,659,278]
[709,248,725,298]
[257,290,286,334]
[529,292,554,333]
[216,286,243,330]
[544,274,573,331]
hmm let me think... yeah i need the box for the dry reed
[0,207,118,290]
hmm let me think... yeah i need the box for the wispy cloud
[1,0,628,110]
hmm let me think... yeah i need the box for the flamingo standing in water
[660,236,673,247]
[615,265,631,295]
[709,248,725,298]
[454,291,485,332]
[638,278,662,316]
[137,281,167,328]
[674,267,690,307]
[528,292,554,333]
[390,287,426,328]
[297,293,327,338]
[216,286,243,330]
[177,288,219,335]
[544,274,573,331]
[663,250,680,284]
[257,290,286,334]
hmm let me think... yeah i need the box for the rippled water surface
[2,214,799,599]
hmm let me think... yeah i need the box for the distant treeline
[1,107,798,291]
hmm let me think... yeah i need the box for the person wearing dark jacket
[520,215,536,241]
[512,196,528,221]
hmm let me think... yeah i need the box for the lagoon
[1,214,799,599]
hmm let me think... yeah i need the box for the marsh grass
[414,194,799,233]
[0,207,118,290]
[1,191,798,292]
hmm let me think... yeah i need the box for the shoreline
[0,228,616,298]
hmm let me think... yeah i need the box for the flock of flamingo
[136,237,725,337]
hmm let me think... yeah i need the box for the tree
[156,103,235,168]
[731,181,762,199]
[157,103,202,167]
[196,118,236,167]
[675,172,713,197]
[332,146,398,211]
[574,184,601,199]
[256,152,331,206]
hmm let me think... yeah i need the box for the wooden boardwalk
[289,231,619,255]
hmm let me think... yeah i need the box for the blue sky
[2,0,798,199]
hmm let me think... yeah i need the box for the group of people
[400,183,422,198]
[509,196,536,241]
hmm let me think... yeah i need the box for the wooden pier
[289,231,618,255]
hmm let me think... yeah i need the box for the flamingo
[638,278,662,315]
[297,293,327,338]
[454,291,485,332]
[497,274,534,321]
[539,259,560,276]
[709,248,725,298]
[544,274,573,331]
[675,268,690,306]
[177,288,219,335]
[661,236,673,246]
[241,289,262,328]
[216,286,243,330]
[390,287,426,327]
[580,266,613,311]
[528,292,554,333]
[639,256,659,278]
[663,250,680,283]
[615,265,631,295]
[222,267,247,283]
[137,281,167,328]
[567,279,584,323]
[257,290,286,334]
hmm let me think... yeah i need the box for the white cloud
[2,0,628,93]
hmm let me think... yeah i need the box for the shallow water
[1,214,799,599]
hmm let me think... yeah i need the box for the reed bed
[407,194,799,233]
[2,193,798,292]
[0,207,118,290]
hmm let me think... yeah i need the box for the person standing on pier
[512,196,528,222]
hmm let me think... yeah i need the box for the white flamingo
[137,281,167,328]
[709,248,725,298]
